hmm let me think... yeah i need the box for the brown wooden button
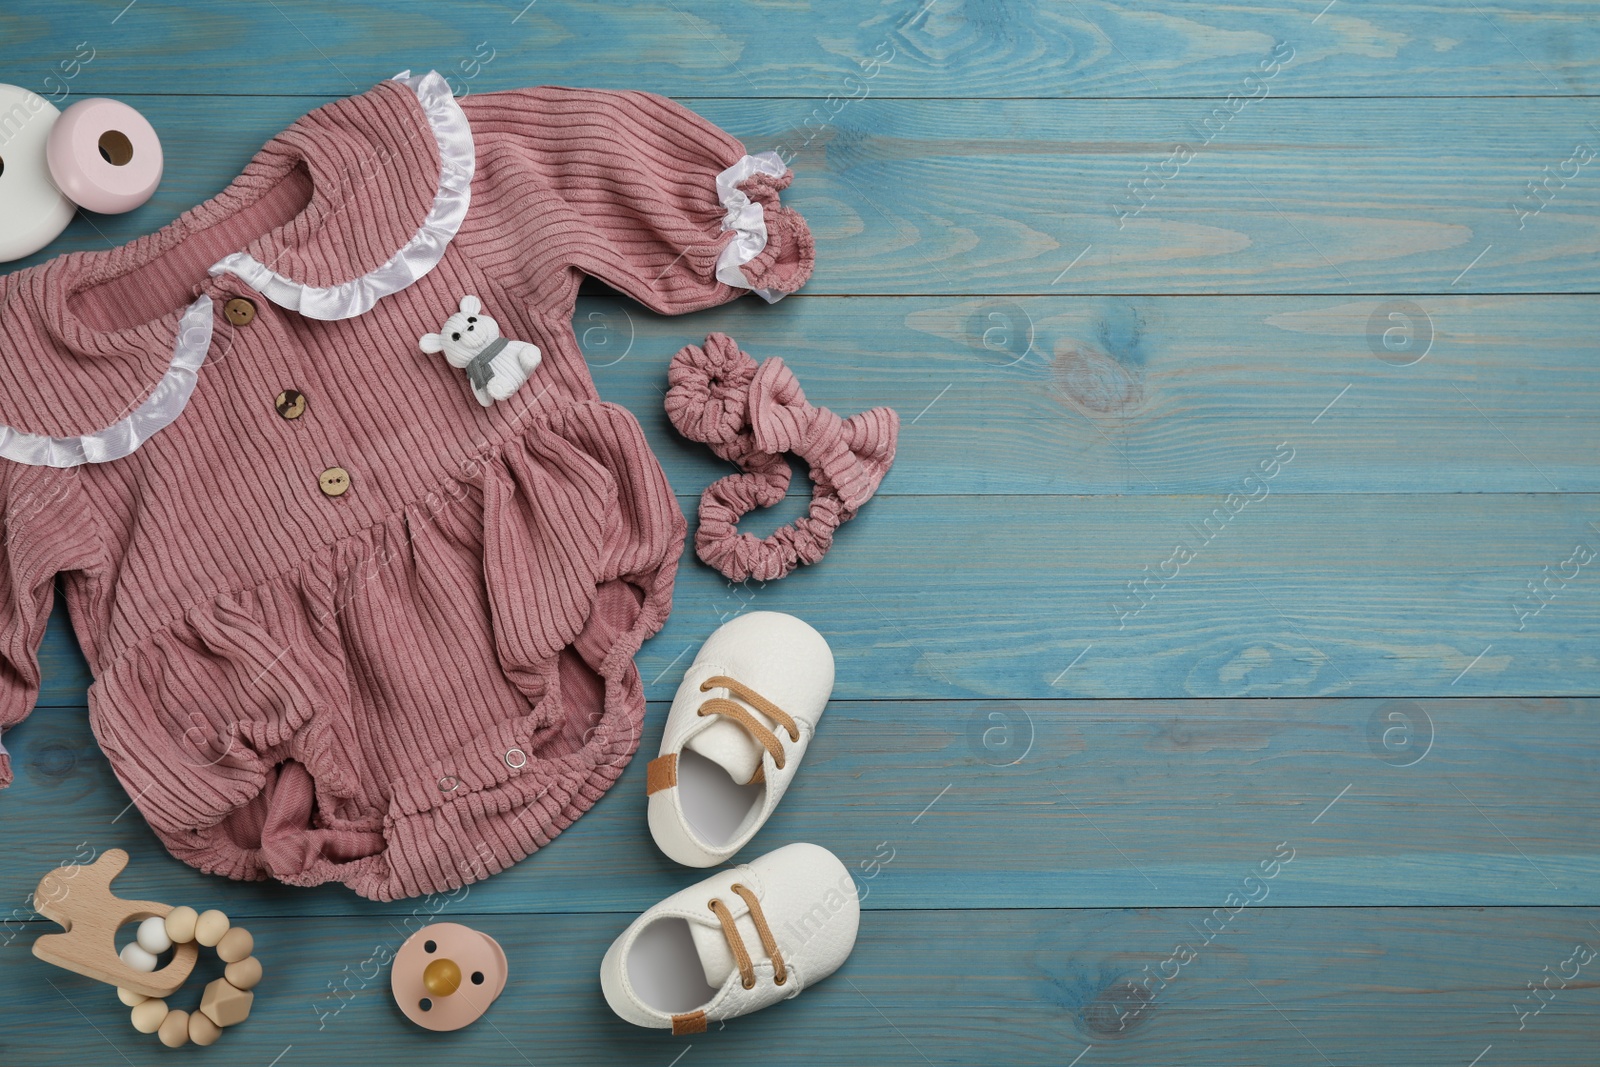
[318,467,351,498]
[223,298,256,326]
[275,389,307,420]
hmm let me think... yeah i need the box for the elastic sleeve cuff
[713,153,815,303]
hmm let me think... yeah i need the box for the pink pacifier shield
[391,922,508,1031]
[0,84,76,263]
[46,97,163,214]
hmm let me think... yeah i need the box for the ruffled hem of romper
[85,401,685,901]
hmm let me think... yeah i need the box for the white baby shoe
[646,611,834,867]
[600,843,859,1033]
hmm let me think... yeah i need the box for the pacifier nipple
[423,957,462,997]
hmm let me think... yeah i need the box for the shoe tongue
[688,910,761,988]
[685,718,763,785]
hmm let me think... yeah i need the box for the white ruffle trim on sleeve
[714,151,792,304]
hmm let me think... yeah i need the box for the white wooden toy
[0,83,77,263]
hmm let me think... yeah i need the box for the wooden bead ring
[118,906,262,1048]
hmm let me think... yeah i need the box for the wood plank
[8,96,1599,293]
[4,0,1599,99]
[6,289,1593,499]
[653,493,1600,700]
[2,908,1596,1065]
[0,5,1589,1067]
[751,96,1600,295]
[3,696,1595,916]
[22,491,1600,706]
[581,293,1600,496]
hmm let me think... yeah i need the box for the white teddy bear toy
[418,295,542,407]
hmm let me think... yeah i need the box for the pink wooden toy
[46,96,163,214]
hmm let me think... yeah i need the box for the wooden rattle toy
[31,848,263,1049]
[31,848,198,998]
[0,83,77,263]
[391,922,508,1031]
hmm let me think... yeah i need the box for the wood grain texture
[585,293,1600,496]
[2,2,1597,1064]
[8,96,1600,294]
[7,288,1598,497]
[26,490,1600,705]
[2,697,1595,916]
[4,0,1599,98]
[2,909,1597,1066]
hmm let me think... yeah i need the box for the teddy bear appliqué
[418,295,542,407]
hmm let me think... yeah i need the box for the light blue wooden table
[2,2,1598,1064]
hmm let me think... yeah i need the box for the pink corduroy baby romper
[0,71,814,900]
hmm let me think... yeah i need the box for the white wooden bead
[120,940,159,972]
[136,915,172,954]
[194,909,230,947]
[165,905,198,943]
[116,986,149,1007]
[130,997,168,1034]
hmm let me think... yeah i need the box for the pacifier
[0,83,163,264]
[390,922,509,1031]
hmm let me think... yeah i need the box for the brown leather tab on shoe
[646,753,678,795]
[672,1010,707,1035]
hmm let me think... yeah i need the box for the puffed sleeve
[0,463,104,790]
[460,86,814,314]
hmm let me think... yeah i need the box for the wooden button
[223,298,256,326]
[275,389,307,420]
[318,467,351,497]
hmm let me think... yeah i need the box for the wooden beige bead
[224,955,262,991]
[216,926,254,964]
[130,997,168,1034]
[116,986,149,1007]
[157,1008,190,1048]
[188,1009,222,1047]
[199,977,253,1027]
[164,906,198,944]
[194,909,230,947]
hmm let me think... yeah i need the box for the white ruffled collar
[208,71,472,322]
[0,70,473,469]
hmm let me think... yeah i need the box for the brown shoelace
[707,883,787,989]
[696,675,799,785]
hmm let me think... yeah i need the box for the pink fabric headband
[665,333,899,582]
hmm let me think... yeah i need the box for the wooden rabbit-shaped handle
[31,848,198,998]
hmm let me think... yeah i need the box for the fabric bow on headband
[665,333,899,582]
